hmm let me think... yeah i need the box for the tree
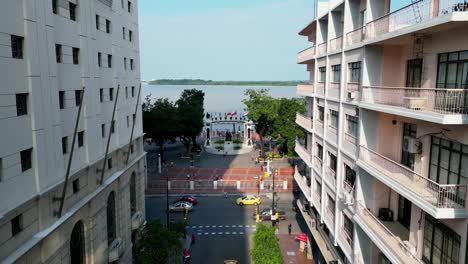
[272,97,305,156]
[242,89,278,157]
[250,223,283,264]
[134,219,182,264]
[176,89,205,154]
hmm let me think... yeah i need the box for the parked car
[175,195,198,205]
[252,208,286,220]
[169,201,193,212]
[236,195,261,206]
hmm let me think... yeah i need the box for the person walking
[288,223,292,236]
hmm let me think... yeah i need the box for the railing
[325,206,335,225]
[295,167,311,197]
[296,112,313,131]
[343,132,358,155]
[345,26,365,46]
[325,167,337,187]
[317,42,327,56]
[316,119,324,135]
[329,36,343,53]
[316,82,325,96]
[314,155,323,174]
[345,83,361,102]
[295,140,312,164]
[298,46,316,63]
[342,227,354,247]
[327,125,338,143]
[328,82,340,99]
[360,145,467,208]
[361,86,468,115]
[356,202,423,264]
[365,0,468,40]
[297,83,314,95]
[343,180,354,194]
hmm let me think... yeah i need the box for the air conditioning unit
[345,195,354,205]
[108,238,123,262]
[403,136,422,154]
[347,91,356,99]
[403,97,427,110]
[131,211,144,230]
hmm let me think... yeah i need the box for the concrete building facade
[295,0,468,263]
[0,0,145,263]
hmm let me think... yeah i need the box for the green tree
[250,223,283,264]
[176,89,205,153]
[272,97,305,156]
[242,89,278,157]
[134,219,182,264]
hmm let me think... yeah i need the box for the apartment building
[295,0,468,263]
[0,0,145,263]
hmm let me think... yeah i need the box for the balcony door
[398,195,412,230]
[406,58,423,88]
[436,50,468,113]
[401,123,417,170]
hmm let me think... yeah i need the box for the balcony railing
[365,0,468,40]
[298,46,316,63]
[361,86,468,115]
[328,82,340,99]
[313,155,323,174]
[317,42,327,56]
[325,167,337,187]
[329,36,343,53]
[297,83,314,95]
[356,202,422,264]
[359,145,467,208]
[345,26,365,46]
[343,132,358,156]
[296,112,313,131]
[316,119,324,135]
[316,82,325,96]
[343,180,355,194]
[345,83,360,102]
[295,140,312,164]
[295,167,311,197]
[327,125,338,143]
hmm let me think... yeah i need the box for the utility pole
[165,160,173,227]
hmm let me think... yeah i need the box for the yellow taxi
[236,195,261,206]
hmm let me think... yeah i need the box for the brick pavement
[278,234,313,264]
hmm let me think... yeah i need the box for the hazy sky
[138,0,407,81]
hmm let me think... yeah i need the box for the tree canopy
[176,89,205,151]
[250,223,283,264]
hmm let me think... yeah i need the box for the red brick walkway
[278,235,313,264]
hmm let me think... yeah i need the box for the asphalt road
[145,194,303,264]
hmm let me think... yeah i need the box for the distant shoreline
[146,79,301,86]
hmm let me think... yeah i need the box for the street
[145,194,305,264]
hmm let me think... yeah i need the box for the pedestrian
[186,174,190,180]
[224,191,228,198]
[288,223,292,236]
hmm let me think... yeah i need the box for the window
[423,214,460,264]
[331,64,341,83]
[122,27,126,39]
[319,67,326,82]
[131,86,135,97]
[315,180,322,198]
[107,158,113,169]
[101,124,106,137]
[128,1,132,12]
[329,110,339,128]
[125,87,129,98]
[98,52,102,67]
[111,121,115,133]
[437,50,468,88]
[70,221,85,264]
[129,30,133,42]
[348,62,361,83]
[11,35,24,59]
[52,0,58,14]
[343,213,354,244]
[75,90,82,106]
[109,88,114,101]
[124,57,127,70]
[327,194,335,216]
[318,106,324,121]
[317,144,323,160]
[20,148,32,172]
[126,116,130,127]
[401,123,417,169]
[344,164,356,188]
[72,179,79,193]
[130,144,134,153]
[55,44,62,63]
[62,136,68,154]
[346,115,358,137]
[107,54,112,68]
[96,15,100,30]
[69,2,77,21]
[72,48,79,64]
[130,59,134,70]
[16,93,28,116]
[106,20,111,33]
[11,214,23,236]
[77,131,84,147]
[0,158,3,181]
[132,114,136,125]
[107,192,116,244]
[130,173,137,213]
[328,152,337,172]
[406,59,423,88]
[100,88,104,103]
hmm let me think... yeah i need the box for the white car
[169,201,193,212]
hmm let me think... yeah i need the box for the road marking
[204,232,209,235]
[205,225,210,228]
[218,232,223,234]
[218,225,223,228]
[211,232,216,235]
[197,233,202,236]
[232,232,237,234]
[225,225,229,228]
[212,225,216,228]
[191,226,196,229]
[198,226,203,228]
[239,231,244,234]
[238,225,243,228]
[287,251,296,256]
[245,225,249,228]
[225,232,230,235]
[231,225,236,227]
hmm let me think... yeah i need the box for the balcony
[358,146,468,218]
[316,82,325,97]
[316,119,324,136]
[327,125,338,144]
[342,132,358,157]
[313,155,323,175]
[297,83,314,96]
[345,83,360,103]
[295,140,312,167]
[296,112,313,132]
[328,82,340,99]
[325,167,337,188]
[324,206,335,230]
[329,36,343,53]
[345,26,365,46]
[295,167,311,199]
[361,86,468,124]
[298,46,316,64]
[354,202,422,264]
[317,42,327,56]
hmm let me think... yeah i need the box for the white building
[0,0,145,263]
[295,0,468,263]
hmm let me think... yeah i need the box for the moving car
[175,195,198,205]
[236,195,261,206]
[252,208,286,220]
[169,201,193,212]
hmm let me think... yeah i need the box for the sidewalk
[278,234,313,264]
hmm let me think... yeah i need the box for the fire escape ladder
[411,0,423,23]
[412,33,425,59]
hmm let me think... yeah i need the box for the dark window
[130,173,137,213]
[328,152,337,172]
[130,59,134,70]
[109,88,114,101]
[55,44,62,63]
[98,52,102,67]
[70,221,85,264]
[107,54,112,68]
[348,62,361,83]
[132,114,136,124]
[344,164,356,187]
[52,0,58,14]
[125,87,129,98]
[327,194,335,216]
[72,48,79,64]
[315,180,322,199]
[130,144,134,153]
[16,93,28,116]
[126,116,130,127]
[122,27,126,39]
[72,179,79,193]
[77,131,84,147]
[69,2,77,21]
[319,66,326,82]
[343,213,354,245]
[111,121,115,133]
[423,214,460,264]
[99,88,104,103]
[406,59,423,88]
[346,115,358,137]
[101,124,105,137]
[329,110,339,128]
[124,57,127,70]
[401,123,417,169]
[75,90,82,106]
[397,195,412,229]
[62,136,68,154]
[106,192,116,244]
[436,50,468,88]
[318,106,324,121]
[96,15,100,30]
[106,20,111,33]
[59,91,65,109]
[317,144,323,160]
[107,158,113,169]
[11,214,23,236]
[129,30,133,42]
[128,1,132,12]
[11,35,24,59]
[331,64,341,83]
[131,86,135,97]
[20,148,32,172]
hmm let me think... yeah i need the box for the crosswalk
[186,224,257,236]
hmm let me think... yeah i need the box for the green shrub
[250,223,283,264]
[215,146,224,151]
[267,153,282,159]
[234,145,241,150]
[233,139,242,144]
